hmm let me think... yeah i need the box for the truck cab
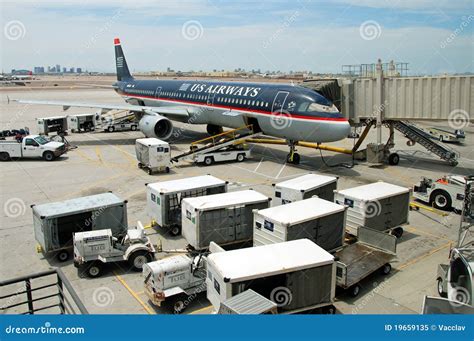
[0,134,66,161]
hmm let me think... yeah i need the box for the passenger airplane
[14,38,350,164]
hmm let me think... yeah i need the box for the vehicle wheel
[147,168,153,175]
[236,153,245,162]
[439,135,443,142]
[172,297,186,314]
[204,157,214,166]
[322,305,336,314]
[165,167,170,173]
[0,152,10,161]
[381,263,392,275]
[43,151,55,161]
[437,278,447,297]
[86,263,102,278]
[137,162,143,169]
[349,284,361,297]
[388,153,400,165]
[391,227,404,239]
[286,153,300,164]
[56,250,69,262]
[131,125,137,131]
[108,126,115,133]
[170,225,181,236]
[430,190,451,210]
[129,251,151,271]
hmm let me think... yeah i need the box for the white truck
[194,145,251,166]
[0,135,67,161]
[413,175,467,212]
[73,223,155,278]
[143,252,207,313]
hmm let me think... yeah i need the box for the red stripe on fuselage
[118,91,348,122]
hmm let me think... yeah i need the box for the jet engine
[138,114,174,140]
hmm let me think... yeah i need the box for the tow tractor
[433,176,473,311]
[73,222,155,278]
[142,242,223,313]
[413,175,468,212]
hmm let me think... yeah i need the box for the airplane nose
[338,120,351,140]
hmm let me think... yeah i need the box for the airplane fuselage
[114,79,350,143]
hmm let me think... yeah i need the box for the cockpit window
[297,102,311,112]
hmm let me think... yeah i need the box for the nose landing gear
[286,140,300,165]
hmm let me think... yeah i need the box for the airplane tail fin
[114,38,133,81]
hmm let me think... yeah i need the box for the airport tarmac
[1,87,473,315]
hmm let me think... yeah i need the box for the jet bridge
[302,60,473,166]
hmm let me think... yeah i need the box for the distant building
[34,66,45,74]
[56,64,60,73]
[62,67,67,73]
[76,68,82,73]
[69,67,75,73]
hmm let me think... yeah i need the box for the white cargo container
[146,175,227,236]
[273,173,338,205]
[67,114,98,133]
[182,190,271,250]
[135,138,171,174]
[334,181,411,238]
[253,197,346,251]
[36,116,68,135]
[206,239,336,314]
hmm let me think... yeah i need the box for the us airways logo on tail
[116,56,124,68]
[183,83,262,97]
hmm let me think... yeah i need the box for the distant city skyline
[1,1,472,75]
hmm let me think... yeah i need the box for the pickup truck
[0,135,67,161]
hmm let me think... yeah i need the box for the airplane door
[154,86,162,98]
[207,92,216,106]
[272,91,289,113]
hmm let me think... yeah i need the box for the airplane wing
[10,99,190,120]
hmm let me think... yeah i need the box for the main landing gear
[286,140,300,165]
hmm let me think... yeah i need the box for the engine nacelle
[138,114,174,140]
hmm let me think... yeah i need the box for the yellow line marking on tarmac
[397,241,451,270]
[95,146,104,165]
[111,144,137,168]
[190,305,213,315]
[75,148,100,164]
[404,225,454,242]
[114,271,155,314]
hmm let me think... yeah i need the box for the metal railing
[0,269,88,314]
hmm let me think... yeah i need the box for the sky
[0,0,473,75]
